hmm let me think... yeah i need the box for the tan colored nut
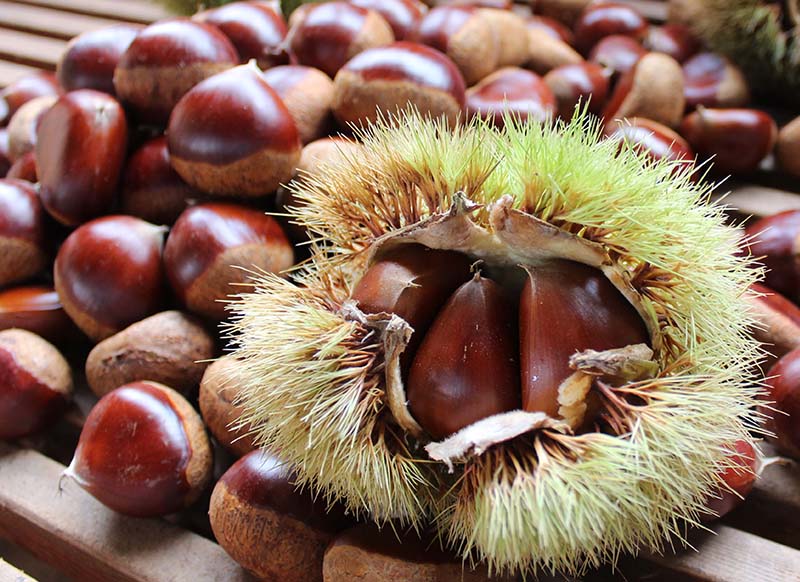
[777,115,800,178]
[526,28,583,75]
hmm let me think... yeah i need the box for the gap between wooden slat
[0,1,124,40]
[4,0,169,24]
[0,60,40,87]
[0,29,65,69]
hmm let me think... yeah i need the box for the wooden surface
[0,559,36,582]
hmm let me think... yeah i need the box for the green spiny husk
[226,110,765,575]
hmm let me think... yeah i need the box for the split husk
[226,110,765,576]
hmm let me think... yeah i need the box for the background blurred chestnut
[0,179,47,288]
[263,65,335,144]
[0,285,72,343]
[777,115,800,178]
[0,129,9,177]
[744,210,800,302]
[6,152,37,182]
[349,0,426,41]
[682,52,750,110]
[603,117,695,171]
[0,72,61,126]
[765,348,800,459]
[588,34,645,77]
[466,67,556,127]
[573,1,648,55]
[525,26,583,75]
[644,23,700,63]
[544,62,609,119]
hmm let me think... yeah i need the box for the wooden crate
[2,1,800,580]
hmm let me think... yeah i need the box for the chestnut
[54,215,166,342]
[35,90,128,226]
[777,115,800,178]
[747,283,800,361]
[199,355,257,456]
[0,129,9,177]
[533,0,592,27]
[348,0,427,41]
[573,2,649,54]
[121,136,195,225]
[525,26,583,75]
[744,210,800,302]
[543,62,610,119]
[466,67,556,127]
[603,117,695,170]
[602,52,685,129]
[0,285,73,343]
[86,310,215,398]
[113,19,238,123]
[210,450,351,581]
[680,108,777,175]
[332,42,466,127]
[288,2,394,79]
[168,64,301,198]
[194,1,287,69]
[0,328,72,440]
[6,95,56,163]
[163,203,294,321]
[57,24,142,94]
[0,179,47,288]
[263,65,334,144]
[588,34,646,77]
[0,72,61,126]
[478,8,530,68]
[6,152,37,182]
[682,52,750,110]
[702,439,758,520]
[527,14,574,45]
[644,24,700,63]
[765,348,800,458]
[65,380,213,517]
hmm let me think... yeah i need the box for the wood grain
[0,444,255,582]
[0,29,66,69]
[0,559,36,582]
[0,60,40,87]
[0,2,123,40]
[4,0,169,24]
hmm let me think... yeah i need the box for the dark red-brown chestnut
[644,23,700,63]
[0,285,72,343]
[263,65,334,144]
[349,0,426,41]
[527,14,574,45]
[6,95,56,163]
[744,210,800,302]
[702,439,758,520]
[777,115,800,178]
[466,67,556,128]
[544,62,610,119]
[682,52,750,110]
[603,117,695,172]
[5,152,37,182]
[765,349,800,459]
[0,72,61,126]
[573,2,648,54]
[588,34,645,77]
[0,178,47,287]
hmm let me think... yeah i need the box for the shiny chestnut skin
[54,215,165,342]
[349,0,427,41]
[0,285,72,343]
[777,115,800,178]
[0,179,47,287]
[163,203,294,321]
[644,24,700,63]
[6,152,37,182]
[113,19,238,123]
[603,117,695,172]
[683,52,750,110]
[744,210,800,302]
[0,328,72,440]
[57,24,142,94]
[702,439,758,520]
[765,348,800,458]
[680,108,777,175]
[527,14,574,45]
[6,95,56,163]
[168,64,301,198]
[544,62,610,119]
[0,72,61,126]
[288,2,394,79]
[194,1,288,69]
[121,136,194,225]
[588,34,645,77]
[466,67,556,127]
[573,2,649,54]
[263,65,334,144]
[210,450,351,582]
[332,41,466,127]
[35,90,128,226]
[749,282,800,358]
[67,380,213,517]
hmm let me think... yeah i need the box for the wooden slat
[0,559,36,582]
[0,60,40,87]
[5,0,170,24]
[0,444,255,582]
[0,2,123,40]
[0,29,66,69]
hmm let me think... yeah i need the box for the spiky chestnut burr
[226,110,762,576]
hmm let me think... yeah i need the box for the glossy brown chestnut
[603,117,694,171]
[525,26,584,75]
[680,108,777,175]
[5,151,37,182]
[588,34,645,77]
[777,115,800,178]
[533,0,592,27]
[6,95,56,163]
[210,450,351,582]
[121,136,194,225]
[765,348,800,458]
[702,439,758,520]
[0,72,61,126]
[198,355,257,457]
[57,24,142,94]
[744,210,800,302]
[194,1,287,69]
[54,215,165,341]
[113,18,238,123]
[0,179,47,288]
[351,243,471,370]
[544,62,610,119]
[602,52,685,129]
[288,2,394,79]
[263,65,334,144]
[682,52,750,110]
[466,67,556,127]
[332,41,466,127]
[86,310,215,398]
[0,328,72,440]
[163,203,294,321]
[66,380,212,517]
[0,285,72,343]
[749,282,800,360]
[520,260,648,417]
[349,0,427,41]
[35,90,128,225]
[573,2,648,54]
[643,23,700,63]
[527,14,574,45]
[407,273,521,440]
[168,64,301,197]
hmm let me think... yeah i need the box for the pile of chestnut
[0,0,796,579]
